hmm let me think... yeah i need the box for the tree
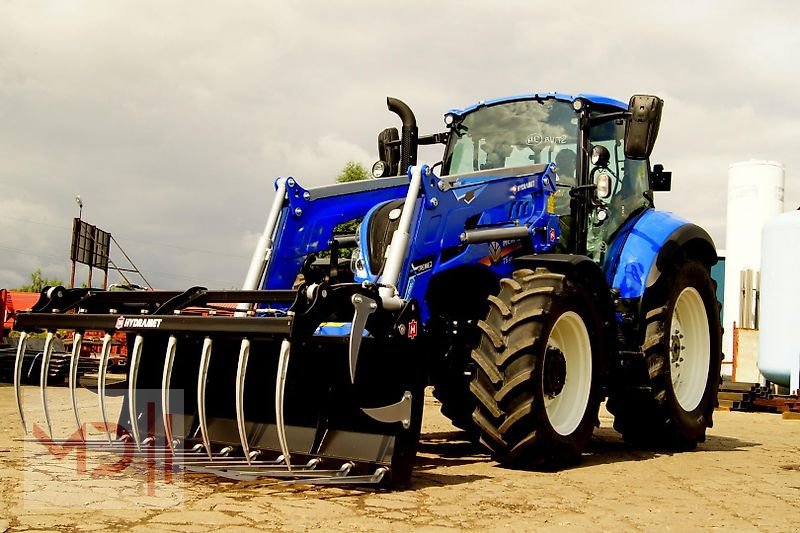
[333,162,369,237]
[14,269,65,293]
[313,162,370,262]
[337,161,370,183]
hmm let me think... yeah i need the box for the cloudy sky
[1,1,798,290]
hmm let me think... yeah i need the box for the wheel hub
[670,329,685,366]
[543,347,567,398]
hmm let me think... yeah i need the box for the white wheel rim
[670,287,710,412]
[543,311,592,436]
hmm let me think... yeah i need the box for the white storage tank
[758,209,800,388]
[722,160,785,368]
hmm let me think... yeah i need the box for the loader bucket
[14,285,425,486]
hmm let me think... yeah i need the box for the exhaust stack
[386,97,418,174]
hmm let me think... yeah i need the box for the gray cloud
[1,1,798,288]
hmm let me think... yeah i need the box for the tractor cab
[434,93,662,262]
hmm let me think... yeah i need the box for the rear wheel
[608,259,722,448]
[469,268,606,465]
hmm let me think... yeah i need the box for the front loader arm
[263,176,409,289]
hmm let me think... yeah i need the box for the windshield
[443,99,579,176]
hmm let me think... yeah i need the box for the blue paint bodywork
[446,92,627,117]
[262,164,560,324]
[604,209,689,300]
[258,92,706,336]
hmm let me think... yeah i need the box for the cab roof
[446,92,627,117]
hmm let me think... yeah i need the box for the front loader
[14,92,722,486]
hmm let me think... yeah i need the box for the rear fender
[605,208,717,348]
[606,209,716,300]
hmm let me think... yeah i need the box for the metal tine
[275,338,292,471]
[184,458,321,480]
[161,335,177,454]
[40,331,56,436]
[14,331,29,434]
[69,332,84,440]
[127,442,205,456]
[174,455,293,468]
[97,333,113,443]
[131,443,228,460]
[235,338,251,465]
[197,337,213,460]
[22,433,133,445]
[286,466,389,486]
[273,461,352,479]
[127,334,145,450]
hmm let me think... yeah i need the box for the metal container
[722,160,784,368]
[758,209,800,388]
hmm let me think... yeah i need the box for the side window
[587,119,651,263]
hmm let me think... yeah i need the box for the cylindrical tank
[758,209,800,387]
[722,160,784,369]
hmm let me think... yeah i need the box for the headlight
[591,145,610,167]
[372,160,388,178]
[596,173,611,199]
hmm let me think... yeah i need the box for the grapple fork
[13,284,425,486]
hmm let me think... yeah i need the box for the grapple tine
[170,455,290,468]
[69,332,84,440]
[275,338,292,472]
[127,334,145,450]
[14,331,29,434]
[161,335,177,454]
[287,466,389,486]
[183,458,318,480]
[97,333,113,443]
[349,294,377,383]
[197,337,213,460]
[235,338,252,465]
[40,331,56,436]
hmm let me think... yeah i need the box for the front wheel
[608,259,722,448]
[469,268,606,465]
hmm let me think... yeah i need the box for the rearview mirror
[377,127,400,177]
[650,164,672,191]
[624,95,663,160]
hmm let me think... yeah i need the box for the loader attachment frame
[14,282,425,486]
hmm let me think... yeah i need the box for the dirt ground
[0,383,798,532]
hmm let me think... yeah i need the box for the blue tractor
[14,92,722,486]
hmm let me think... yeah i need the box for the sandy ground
[0,382,798,532]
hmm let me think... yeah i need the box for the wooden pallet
[752,396,800,415]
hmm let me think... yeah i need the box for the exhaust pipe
[386,97,418,174]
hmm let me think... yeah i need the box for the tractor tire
[433,382,475,434]
[431,326,480,437]
[608,259,722,448]
[469,268,606,465]
[432,363,477,435]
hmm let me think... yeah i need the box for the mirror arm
[588,110,630,127]
[418,132,449,145]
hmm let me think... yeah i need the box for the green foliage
[337,161,370,183]
[14,269,64,293]
[335,161,368,234]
